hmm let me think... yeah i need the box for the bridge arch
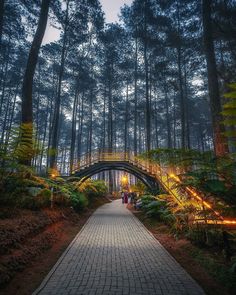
[73,161,159,190]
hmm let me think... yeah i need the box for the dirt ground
[0,197,110,295]
[127,204,230,295]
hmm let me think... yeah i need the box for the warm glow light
[223,220,236,225]
[122,175,128,182]
[51,174,56,178]
[169,172,236,225]
[195,219,236,225]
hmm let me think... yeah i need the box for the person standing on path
[124,191,128,203]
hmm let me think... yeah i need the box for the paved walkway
[34,200,205,295]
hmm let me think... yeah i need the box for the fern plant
[223,83,236,147]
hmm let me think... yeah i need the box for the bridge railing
[73,150,192,206]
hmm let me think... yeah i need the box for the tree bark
[134,32,138,156]
[49,0,69,170]
[144,0,151,152]
[0,0,5,46]
[108,73,113,151]
[77,91,85,162]
[88,88,93,163]
[70,86,79,174]
[164,78,172,148]
[21,0,50,165]
[202,0,228,156]
[124,81,129,154]
[176,1,186,149]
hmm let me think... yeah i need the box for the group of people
[121,191,137,204]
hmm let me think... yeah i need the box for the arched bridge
[72,151,158,190]
[71,150,186,205]
[71,149,236,226]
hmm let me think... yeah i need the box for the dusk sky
[43,0,133,44]
[100,0,133,23]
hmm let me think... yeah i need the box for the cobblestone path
[34,200,205,295]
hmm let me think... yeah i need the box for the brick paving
[33,200,205,295]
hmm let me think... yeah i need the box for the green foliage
[78,179,108,198]
[16,190,51,210]
[139,195,156,207]
[143,199,175,225]
[139,195,175,225]
[140,148,236,214]
[70,192,88,212]
[130,180,147,195]
[1,124,40,164]
[0,169,84,210]
[138,193,200,235]
[223,83,236,147]
[186,227,226,248]
[190,248,236,292]
[140,148,214,171]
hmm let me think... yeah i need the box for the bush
[0,167,95,211]
[13,188,51,210]
[70,192,88,212]
[142,198,175,225]
[36,188,51,208]
[79,179,108,198]
[186,227,227,248]
[139,195,156,207]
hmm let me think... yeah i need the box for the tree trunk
[184,62,191,149]
[102,91,106,149]
[176,0,186,149]
[134,33,138,156]
[88,89,93,162]
[154,98,159,148]
[202,0,228,156]
[124,82,129,154]
[21,0,50,165]
[144,0,151,152]
[164,79,172,148]
[77,91,85,162]
[46,58,57,169]
[39,103,50,172]
[108,75,113,151]
[0,0,5,46]
[5,83,19,146]
[49,0,69,170]
[0,35,11,118]
[70,86,79,174]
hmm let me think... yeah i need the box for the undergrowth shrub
[70,192,88,212]
[78,179,108,198]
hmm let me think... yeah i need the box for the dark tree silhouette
[202,0,228,156]
[0,0,5,45]
[21,0,50,164]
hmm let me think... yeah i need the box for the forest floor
[0,196,111,295]
[127,204,232,295]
